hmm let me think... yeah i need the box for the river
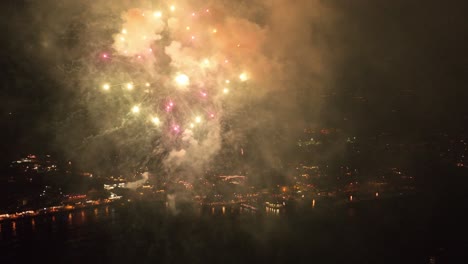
[1,196,467,264]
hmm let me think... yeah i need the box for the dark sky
[1,0,468,162]
[327,0,468,135]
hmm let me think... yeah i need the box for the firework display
[88,1,270,177]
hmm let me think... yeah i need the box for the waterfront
[1,195,467,264]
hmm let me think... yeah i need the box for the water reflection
[1,203,287,241]
[68,213,73,225]
[12,221,16,236]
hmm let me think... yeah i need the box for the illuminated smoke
[125,172,150,190]
[26,0,334,181]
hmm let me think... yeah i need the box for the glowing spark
[186,26,190,30]
[122,29,127,34]
[151,117,160,125]
[209,113,215,118]
[170,5,175,12]
[126,83,134,90]
[153,11,162,18]
[191,35,195,40]
[223,88,229,94]
[195,116,202,123]
[212,29,217,33]
[225,80,230,84]
[200,91,207,97]
[190,123,195,128]
[102,83,110,90]
[145,82,150,87]
[206,9,210,13]
[224,59,229,63]
[166,101,174,112]
[239,72,248,82]
[132,106,140,114]
[102,53,109,59]
[120,37,125,41]
[175,74,190,87]
[149,48,152,52]
[192,12,196,16]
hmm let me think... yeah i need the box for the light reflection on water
[12,221,16,236]
[0,196,449,264]
[0,202,317,242]
[0,206,111,241]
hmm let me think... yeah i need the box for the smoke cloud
[125,171,150,190]
[8,0,336,183]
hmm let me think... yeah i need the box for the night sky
[1,0,468,166]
